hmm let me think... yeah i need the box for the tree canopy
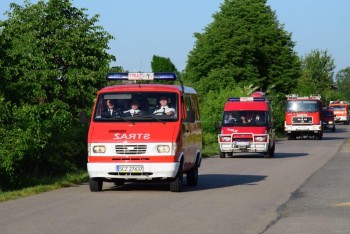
[0,0,115,190]
[184,0,301,95]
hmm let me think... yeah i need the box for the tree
[296,49,335,98]
[0,0,115,190]
[151,55,177,73]
[184,0,300,95]
[335,67,350,100]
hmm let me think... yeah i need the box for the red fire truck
[87,72,202,192]
[217,92,275,158]
[284,94,323,140]
[329,100,349,125]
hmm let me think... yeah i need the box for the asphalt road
[0,125,349,234]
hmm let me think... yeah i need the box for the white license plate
[236,141,249,146]
[296,126,308,130]
[116,165,143,173]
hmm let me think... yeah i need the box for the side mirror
[185,110,195,123]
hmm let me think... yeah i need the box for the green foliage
[184,0,301,95]
[0,0,114,190]
[335,67,350,101]
[151,55,178,72]
[296,49,335,99]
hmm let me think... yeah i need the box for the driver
[153,96,175,116]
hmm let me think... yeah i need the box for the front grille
[292,116,312,124]
[114,145,147,154]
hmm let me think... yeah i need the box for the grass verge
[0,170,88,203]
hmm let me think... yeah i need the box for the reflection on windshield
[222,111,267,126]
[332,106,346,111]
[286,101,318,112]
[93,92,178,122]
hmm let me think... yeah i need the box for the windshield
[286,100,319,112]
[322,111,334,117]
[93,92,178,122]
[222,111,267,126]
[331,106,346,111]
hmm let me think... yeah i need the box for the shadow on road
[102,174,267,192]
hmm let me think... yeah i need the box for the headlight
[93,145,106,153]
[157,145,170,153]
[255,136,267,142]
[220,136,231,142]
[328,121,333,124]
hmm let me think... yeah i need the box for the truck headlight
[220,136,231,142]
[157,145,170,153]
[255,136,267,142]
[328,121,333,124]
[93,145,106,153]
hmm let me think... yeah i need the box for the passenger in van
[153,96,176,116]
[254,113,265,124]
[224,113,236,123]
[123,100,142,116]
[102,99,122,118]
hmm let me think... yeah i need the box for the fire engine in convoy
[87,72,202,192]
[284,94,323,140]
[329,100,349,125]
[217,92,275,158]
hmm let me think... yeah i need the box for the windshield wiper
[136,115,166,124]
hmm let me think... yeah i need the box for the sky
[0,0,349,74]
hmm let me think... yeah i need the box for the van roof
[224,101,269,111]
[98,84,197,95]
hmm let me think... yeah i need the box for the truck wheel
[264,144,275,158]
[186,165,198,186]
[170,166,183,192]
[315,133,322,140]
[89,178,103,192]
[219,151,226,158]
[113,179,125,186]
[332,126,335,132]
[287,134,292,140]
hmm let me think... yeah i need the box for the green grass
[0,171,88,203]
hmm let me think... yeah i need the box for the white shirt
[153,105,175,115]
[124,109,141,116]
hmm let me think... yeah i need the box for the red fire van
[217,92,275,158]
[87,72,202,192]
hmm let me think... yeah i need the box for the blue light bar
[106,72,177,81]
[228,97,265,102]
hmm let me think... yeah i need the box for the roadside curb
[340,138,350,152]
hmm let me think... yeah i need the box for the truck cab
[217,92,275,158]
[284,94,323,140]
[87,72,202,192]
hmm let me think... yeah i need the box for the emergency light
[228,97,265,102]
[106,72,177,81]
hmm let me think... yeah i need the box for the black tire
[113,179,125,186]
[186,166,198,186]
[264,143,275,158]
[332,126,335,132]
[170,166,183,192]
[287,134,292,140]
[89,178,103,192]
[315,133,322,140]
[219,151,226,158]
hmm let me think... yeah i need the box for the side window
[183,95,193,123]
[191,95,200,121]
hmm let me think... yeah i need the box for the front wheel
[186,166,198,186]
[89,178,103,192]
[264,143,275,158]
[170,166,183,192]
[219,151,226,158]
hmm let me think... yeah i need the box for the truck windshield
[222,111,267,126]
[93,92,178,122]
[331,106,346,111]
[286,100,319,112]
